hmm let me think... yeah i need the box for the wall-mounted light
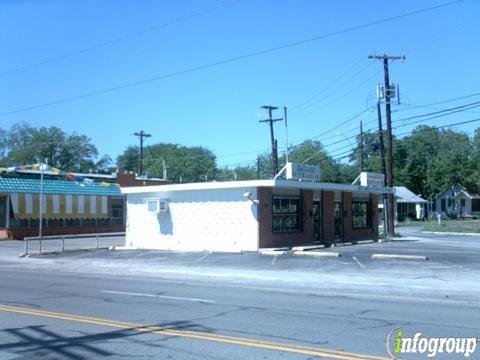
[243,190,258,205]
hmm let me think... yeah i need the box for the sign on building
[285,162,320,182]
[360,172,385,191]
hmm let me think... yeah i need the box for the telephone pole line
[259,105,283,177]
[133,130,151,176]
[359,120,364,172]
[369,53,405,237]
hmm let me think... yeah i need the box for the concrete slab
[371,253,428,261]
[291,245,325,251]
[293,250,340,258]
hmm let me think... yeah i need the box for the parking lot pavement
[1,227,479,302]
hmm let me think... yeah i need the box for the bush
[447,212,458,220]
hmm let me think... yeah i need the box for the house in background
[394,186,428,221]
[435,184,480,218]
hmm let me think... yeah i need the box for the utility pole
[257,156,260,179]
[162,158,167,181]
[284,106,289,164]
[259,105,283,177]
[369,54,405,237]
[359,120,364,172]
[133,130,151,176]
[376,99,386,180]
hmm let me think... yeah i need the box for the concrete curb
[371,253,428,261]
[259,250,287,256]
[422,231,480,236]
[293,251,341,258]
[291,245,325,251]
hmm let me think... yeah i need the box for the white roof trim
[121,179,392,194]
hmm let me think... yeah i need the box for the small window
[441,199,446,211]
[460,199,466,207]
[472,199,480,212]
[272,197,302,233]
[352,200,371,229]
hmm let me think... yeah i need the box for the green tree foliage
[0,123,110,172]
[117,143,217,183]
[288,140,343,182]
[349,125,480,199]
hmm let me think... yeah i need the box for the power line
[393,100,480,123]
[288,57,367,113]
[395,117,480,137]
[0,0,242,77]
[0,0,465,117]
[393,90,480,112]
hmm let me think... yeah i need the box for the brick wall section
[342,192,378,242]
[322,191,335,245]
[257,187,378,248]
[117,173,168,187]
[258,187,314,248]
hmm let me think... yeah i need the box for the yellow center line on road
[0,304,388,360]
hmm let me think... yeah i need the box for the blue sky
[1,0,479,169]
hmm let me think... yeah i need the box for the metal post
[25,239,28,255]
[39,238,42,254]
[62,236,65,252]
[96,234,99,249]
[39,161,44,239]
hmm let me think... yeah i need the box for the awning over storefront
[9,193,109,219]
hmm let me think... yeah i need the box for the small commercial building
[122,179,384,252]
[0,176,124,239]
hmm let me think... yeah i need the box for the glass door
[313,201,322,244]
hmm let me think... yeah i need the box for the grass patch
[421,220,480,234]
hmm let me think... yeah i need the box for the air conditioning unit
[146,199,169,213]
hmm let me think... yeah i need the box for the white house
[435,184,480,218]
[121,179,386,252]
[394,186,428,221]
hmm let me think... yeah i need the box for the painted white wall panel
[125,187,259,252]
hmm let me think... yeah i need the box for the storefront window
[352,200,371,229]
[272,197,301,233]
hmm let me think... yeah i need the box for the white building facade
[122,180,385,252]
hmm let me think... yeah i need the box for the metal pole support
[96,234,99,249]
[62,237,65,252]
[25,239,28,255]
[39,238,42,254]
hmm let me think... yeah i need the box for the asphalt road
[0,227,479,359]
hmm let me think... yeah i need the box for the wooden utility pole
[369,54,405,237]
[134,130,151,176]
[259,105,283,177]
[359,120,364,172]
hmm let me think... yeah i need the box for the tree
[394,126,475,199]
[117,143,217,183]
[0,123,108,172]
[286,140,343,182]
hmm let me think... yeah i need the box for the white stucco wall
[125,187,259,252]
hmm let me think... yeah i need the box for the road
[0,227,479,359]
